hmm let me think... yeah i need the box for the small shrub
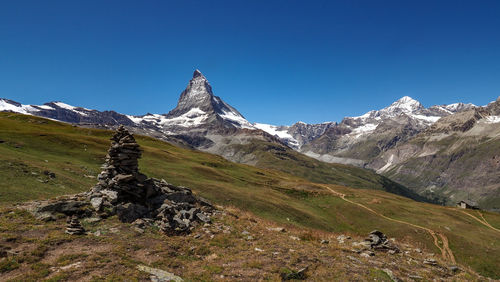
[195,245,211,256]
[56,253,89,266]
[245,259,263,269]
[0,257,20,273]
[209,235,234,248]
[299,232,315,241]
[29,262,51,278]
[46,273,70,282]
[204,264,223,274]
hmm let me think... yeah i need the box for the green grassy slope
[0,112,499,278]
[229,141,427,202]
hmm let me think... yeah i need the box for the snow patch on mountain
[254,123,291,139]
[350,123,378,138]
[485,116,500,124]
[410,114,441,123]
[126,115,145,124]
[36,105,54,110]
[219,108,253,129]
[253,123,299,146]
[377,154,395,173]
[0,99,100,118]
[53,102,76,110]
[0,99,36,114]
[161,108,209,127]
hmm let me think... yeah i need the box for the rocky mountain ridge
[0,70,280,154]
[2,70,499,208]
[297,96,477,165]
[0,73,478,159]
[366,97,500,209]
[257,96,476,152]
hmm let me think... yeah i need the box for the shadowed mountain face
[166,70,254,129]
[366,98,500,210]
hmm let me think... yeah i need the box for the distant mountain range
[2,70,499,210]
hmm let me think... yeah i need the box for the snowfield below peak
[0,99,36,114]
[485,115,500,124]
[253,123,298,147]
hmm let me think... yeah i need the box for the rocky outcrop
[32,126,213,235]
[352,230,400,255]
[364,230,399,252]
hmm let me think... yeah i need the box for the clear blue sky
[1,0,499,125]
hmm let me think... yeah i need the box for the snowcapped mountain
[127,70,254,131]
[0,98,135,126]
[3,71,500,212]
[0,71,478,167]
[252,121,336,149]
[298,96,476,165]
[3,71,499,209]
[366,97,500,209]
[339,96,475,137]
[1,70,255,131]
[0,70,283,159]
[251,96,476,154]
[169,70,253,129]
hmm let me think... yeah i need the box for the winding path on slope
[459,210,500,233]
[319,184,456,264]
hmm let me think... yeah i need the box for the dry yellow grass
[0,205,482,281]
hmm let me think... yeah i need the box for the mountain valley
[2,70,499,210]
[0,112,499,280]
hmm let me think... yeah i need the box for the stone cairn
[364,230,400,253]
[65,215,85,235]
[91,125,148,203]
[34,125,213,235]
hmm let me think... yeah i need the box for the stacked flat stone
[32,126,213,235]
[107,125,141,175]
[65,215,85,235]
[83,125,213,234]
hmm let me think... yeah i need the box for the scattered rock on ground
[43,170,56,178]
[423,258,437,266]
[382,268,401,282]
[266,227,286,232]
[137,265,183,282]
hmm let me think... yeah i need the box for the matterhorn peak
[193,69,205,79]
[165,70,253,129]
